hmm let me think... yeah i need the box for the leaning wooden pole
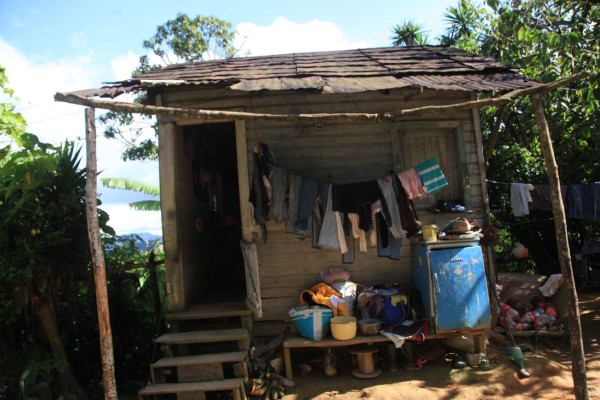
[530,94,588,400]
[85,107,119,400]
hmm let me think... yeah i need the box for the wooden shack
[63,46,540,323]
[57,45,545,396]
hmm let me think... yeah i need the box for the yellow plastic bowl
[330,316,357,340]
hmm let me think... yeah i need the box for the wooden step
[155,329,250,350]
[168,303,252,321]
[168,303,253,331]
[151,351,249,383]
[138,378,245,400]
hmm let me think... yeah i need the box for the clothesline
[486,180,600,220]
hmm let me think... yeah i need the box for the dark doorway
[185,122,246,303]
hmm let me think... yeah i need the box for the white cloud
[101,203,162,236]
[0,36,159,235]
[234,17,369,57]
[110,51,139,81]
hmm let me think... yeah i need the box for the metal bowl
[357,318,382,336]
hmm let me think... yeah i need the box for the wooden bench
[138,378,245,400]
[283,331,488,379]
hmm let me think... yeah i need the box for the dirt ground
[280,288,600,400]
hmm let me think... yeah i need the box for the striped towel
[414,157,449,194]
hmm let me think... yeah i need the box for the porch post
[530,94,588,400]
[85,107,118,400]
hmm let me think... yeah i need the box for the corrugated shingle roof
[81,45,539,97]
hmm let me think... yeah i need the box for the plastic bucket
[289,306,333,341]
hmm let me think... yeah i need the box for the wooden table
[283,330,488,379]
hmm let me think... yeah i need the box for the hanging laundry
[414,157,449,194]
[270,166,289,223]
[510,183,535,216]
[378,176,407,239]
[284,174,302,234]
[395,176,422,237]
[566,184,600,219]
[249,142,272,229]
[397,168,426,200]
[529,184,567,212]
[331,180,382,232]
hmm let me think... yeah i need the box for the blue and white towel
[414,157,449,194]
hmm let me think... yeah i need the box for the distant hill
[121,233,163,250]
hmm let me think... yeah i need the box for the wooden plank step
[155,329,249,350]
[151,351,249,384]
[152,351,248,368]
[167,303,252,321]
[138,378,244,398]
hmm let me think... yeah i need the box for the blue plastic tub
[289,306,333,341]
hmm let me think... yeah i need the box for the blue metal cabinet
[411,241,491,334]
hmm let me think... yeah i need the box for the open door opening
[183,122,246,304]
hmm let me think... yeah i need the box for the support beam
[530,94,588,400]
[85,108,119,400]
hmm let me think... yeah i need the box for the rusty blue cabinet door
[428,246,491,333]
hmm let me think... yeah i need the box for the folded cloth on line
[511,183,534,216]
[415,157,449,194]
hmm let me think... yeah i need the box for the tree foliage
[101,177,161,211]
[391,21,430,46]
[1,68,167,397]
[101,13,237,161]
[392,1,599,274]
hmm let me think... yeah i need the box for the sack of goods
[289,306,333,341]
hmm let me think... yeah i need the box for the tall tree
[1,67,90,399]
[391,21,430,46]
[100,13,237,161]
[436,2,599,399]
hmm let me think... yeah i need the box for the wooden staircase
[138,302,253,400]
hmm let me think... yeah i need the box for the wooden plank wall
[162,86,487,320]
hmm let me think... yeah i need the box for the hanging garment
[395,175,422,237]
[341,214,355,263]
[530,184,568,212]
[293,178,319,235]
[285,174,302,233]
[397,168,426,200]
[318,185,343,251]
[270,166,289,223]
[378,176,407,239]
[249,143,272,228]
[414,157,449,194]
[376,212,402,260]
[566,184,600,219]
[510,183,534,216]
[331,180,382,232]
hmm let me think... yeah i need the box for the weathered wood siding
[159,87,488,319]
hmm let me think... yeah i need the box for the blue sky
[1,0,458,235]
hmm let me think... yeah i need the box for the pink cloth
[397,169,426,200]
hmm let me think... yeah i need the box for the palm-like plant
[100,178,161,211]
[443,0,479,44]
[391,21,430,46]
